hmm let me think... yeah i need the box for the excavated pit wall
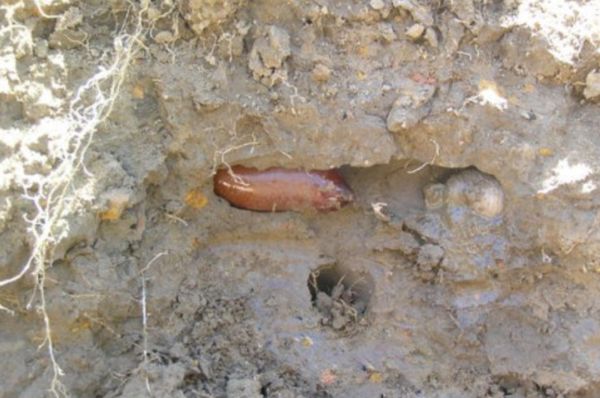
[1,0,600,396]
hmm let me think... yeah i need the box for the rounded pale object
[446,169,504,218]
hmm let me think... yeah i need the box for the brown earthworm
[213,165,354,212]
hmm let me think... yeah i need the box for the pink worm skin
[213,166,354,212]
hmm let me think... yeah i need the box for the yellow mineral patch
[99,190,130,221]
[132,83,145,99]
[300,336,314,347]
[185,188,208,209]
[70,318,92,333]
[538,147,553,157]
[356,45,369,57]
[100,207,122,221]
[478,79,499,91]
[368,372,383,383]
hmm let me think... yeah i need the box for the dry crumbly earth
[1,0,600,397]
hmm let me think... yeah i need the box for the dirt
[1,0,600,397]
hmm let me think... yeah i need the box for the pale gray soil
[1,0,600,397]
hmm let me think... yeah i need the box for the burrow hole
[307,263,374,319]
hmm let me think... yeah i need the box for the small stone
[263,26,291,68]
[312,63,331,82]
[332,313,348,330]
[146,7,161,21]
[395,231,421,256]
[406,23,425,40]
[417,244,444,269]
[165,200,184,214]
[300,336,313,347]
[386,83,436,131]
[387,107,413,131]
[370,0,385,10]
[248,25,291,86]
[404,212,446,242]
[423,183,446,210]
[583,70,600,100]
[34,39,49,58]
[226,378,262,398]
[424,27,439,48]
[393,0,434,26]
[154,31,175,44]
[325,86,338,97]
[371,202,391,222]
[519,109,536,120]
[379,23,396,43]
[446,169,504,218]
[180,0,245,36]
[316,291,333,311]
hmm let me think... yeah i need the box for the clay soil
[1,1,600,397]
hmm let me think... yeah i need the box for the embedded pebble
[34,39,49,58]
[379,23,397,42]
[154,31,175,44]
[386,81,436,132]
[180,0,246,35]
[396,231,421,256]
[392,0,434,26]
[406,23,425,40]
[446,169,504,218]
[424,27,439,48]
[423,183,446,210]
[146,7,161,21]
[417,243,444,270]
[404,212,446,242]
[583,70,600,100]
[370,0,385,10]
[248,26,291,86]
[312,63,331,82]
